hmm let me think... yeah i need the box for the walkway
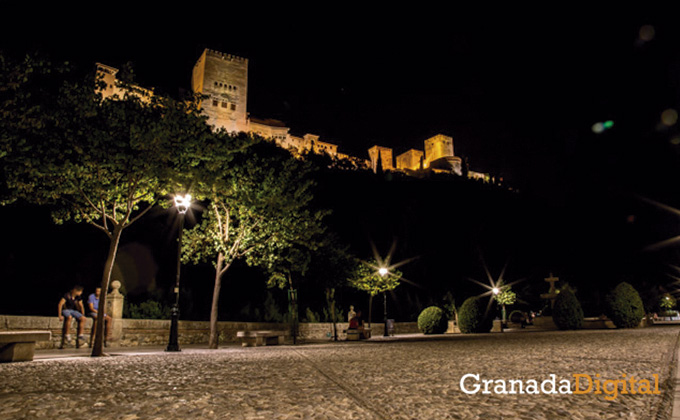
[2,327,678,419]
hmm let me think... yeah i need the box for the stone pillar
[106,280,125,342]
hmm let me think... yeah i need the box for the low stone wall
[0,315,421,349]
[532,316,649,330]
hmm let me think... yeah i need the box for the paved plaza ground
[1,327,679,420]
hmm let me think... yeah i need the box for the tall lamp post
[166,194,192,352]
[379,267,389,337]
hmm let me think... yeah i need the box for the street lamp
[379,267,389,337]
[166,193,191,352]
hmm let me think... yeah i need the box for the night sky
[4,7,679,202]
[3,7,680,315]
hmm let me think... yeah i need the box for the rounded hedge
[417,306,448,334]
[458,297,493,333]
[509,310,525,324]
[552,289,584,330]
[605,282,645,328]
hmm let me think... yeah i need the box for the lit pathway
[1,327,679,419]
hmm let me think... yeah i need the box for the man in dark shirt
[57,285,87,345]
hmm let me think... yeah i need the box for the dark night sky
[4,6,679,203]
[3,6,680,315]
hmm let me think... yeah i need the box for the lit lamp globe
[174,194,192,214]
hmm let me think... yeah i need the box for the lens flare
[639,25,655,42]
[662,109,678,126]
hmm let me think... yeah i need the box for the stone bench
[343,327,371,341]
[0,331,52,362]
[236,330,287,347]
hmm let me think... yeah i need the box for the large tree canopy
[181,139,327,348]
[0,52,214,355]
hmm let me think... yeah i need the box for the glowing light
[174,194,192,214]
[492,287,500,295]
[378,267,389,277]
[661,109,678,126]
[592,120,614,134]
[637,195,680,252]
[639,25,655,42]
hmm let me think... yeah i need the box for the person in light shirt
[87,287,112,346]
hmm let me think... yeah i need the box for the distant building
[368,145,394,172]
[248,117,289,143]
[96,48,490,182]
[96,63,153,101]
[192,49,249,133]
[396,149,424,171]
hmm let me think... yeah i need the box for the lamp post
[492,286,507,326]
[379,267,389,337]
[166,194,191,352]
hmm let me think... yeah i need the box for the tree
[458,296,493,333]
[0,53,213,356]
[604,282,645,328]
[348,259,402,327]
[659,293,676,313]
[552,288,584,330]
[492,280,516,324]
[182,140,326,349]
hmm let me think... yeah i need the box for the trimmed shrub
[509,310,526,324]
[552,289,584,330]
[458,297,493,333]
[605,282,645,328]
[418,306,448,334]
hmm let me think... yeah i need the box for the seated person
[57,285,87,344]
[87,287,112,345]
[349,310,369,339]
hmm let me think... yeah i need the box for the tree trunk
[327,288,338,341]
[288,273,298,345]
[368,294,373,329]
[91,224,123,357]
[208,253,226,349]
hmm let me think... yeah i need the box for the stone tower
[423,134,462,175]
[192,49,248,133]
[423,134,454,167]
[368,145,394,172]
[396,149,424,171]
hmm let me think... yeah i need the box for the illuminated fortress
[99,48,489,181]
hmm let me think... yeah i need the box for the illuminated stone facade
[368,145,394,172]
[424,134,454,167]
[96,63,153,101]
[96,49,489,180]
[396,149,424,171]
[192,49,249,133]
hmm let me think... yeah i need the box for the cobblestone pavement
[1,327,679,420]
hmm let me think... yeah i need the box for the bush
[509,310,525,324]
[304,307,321,323]
[458,297,493,333]
[605,282,645,328]
[124,299,171,320]
[552,289,584,330]
[417,306,448,334]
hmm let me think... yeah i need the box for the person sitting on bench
[57,285,87,345]
[87,287,112,346]
[349,310,368,339]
